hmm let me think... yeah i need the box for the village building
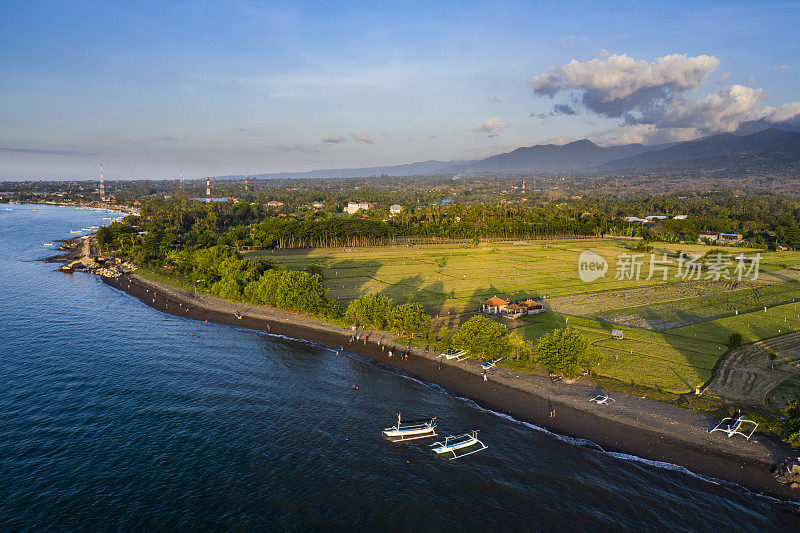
[697,232,743,244]
[481,296,543,319]
[389,204,403,215]
[345,201,374,214]
[266,200,284,207]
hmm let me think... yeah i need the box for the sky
[1,0,799,180]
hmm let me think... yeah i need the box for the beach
[97,270,800,502]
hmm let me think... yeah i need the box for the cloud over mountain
[351,133,374,144]
[530,53,800,145]
[474,117,507,137]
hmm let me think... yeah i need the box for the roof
[505,303,525,311]
[482,296,509,307]
[522,299,542,308]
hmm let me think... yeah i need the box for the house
[612,329,624,339]
[481,296,544,319]
[482,296,509,314]
[673,214,688,220]
[312,201,324,208]
[697,232,743,244]
[266,200,284,207]
[389,204,403,215]
[345,201,374,214]
[717,233,743,243]
[697,232,718,243]
[645,215,667,221]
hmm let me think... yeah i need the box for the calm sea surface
[1,203,799,532]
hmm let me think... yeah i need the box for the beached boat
[439,348,468,361]
[430,431,487,460]
[383,412,437,441]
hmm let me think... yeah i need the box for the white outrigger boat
[439,348,468,361]
[43,242,54,247]
[383,412,437,441]
[710,411,758,440]
[430,430,487,460]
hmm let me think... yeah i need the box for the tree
[534,327,598,378]
[728,332,743,349]
[777,396,800,447]
[345,293,393,329]
[389,302,431,338]
[452,315,511,359]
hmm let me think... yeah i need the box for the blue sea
[0,203,798,531]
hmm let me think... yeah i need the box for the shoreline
[96,271,800,504]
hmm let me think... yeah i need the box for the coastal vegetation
[75,177,800,450]
[532,327,599,378]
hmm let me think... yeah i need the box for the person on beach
[388,350,393,358]
[548,399,556,419]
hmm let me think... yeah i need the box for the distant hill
[439,139,660,174]
[216,120,800,179]
[217,159,474,180]
[604,128,800,171]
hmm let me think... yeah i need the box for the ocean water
[0,203,798,532]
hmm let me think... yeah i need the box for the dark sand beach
[98,271,800,503]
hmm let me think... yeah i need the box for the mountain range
[217,124,800,180]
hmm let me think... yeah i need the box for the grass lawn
[513,312,724,393]
[669,300,800,345]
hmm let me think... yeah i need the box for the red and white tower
[99,163,105,200]
[522,178,525,193]
[245,171,248,191]
[206,177,211,200]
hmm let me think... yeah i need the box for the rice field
[246,239,762,313]
[244,240,800,394]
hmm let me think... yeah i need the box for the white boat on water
[383,412,437,441]
[69,230,83,234]
[43,242,54,247]
[430,431,487,460]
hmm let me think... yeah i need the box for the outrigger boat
[430,430,487,460]
[439,348,468,361]
[478,357,504,374]
[710,411,758,440]
[383,412,437,441]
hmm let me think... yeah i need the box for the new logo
[578,250,607,282]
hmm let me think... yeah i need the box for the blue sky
[1,0,798,179]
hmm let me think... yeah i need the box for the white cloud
[658,85,767,132]
[542,134,575,146]
[529,53,720,117]
[765,102,800,124]
[589,124,701,146]
[321,134,346,143]
[473,117,507,137]
[529,52,800,141]
[350,133,374,144]
[712,72,731,86]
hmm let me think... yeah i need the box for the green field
[244,239,800,394]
